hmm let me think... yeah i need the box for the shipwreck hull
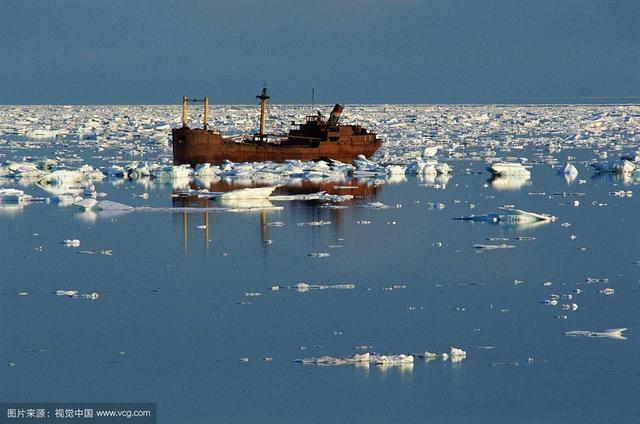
[172,128,381,165]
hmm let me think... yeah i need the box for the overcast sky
[1,0,638,104]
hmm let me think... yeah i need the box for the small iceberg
[487,162,531,177]
[450,347,467,358]
[563,328,627,340]
[456,207,556,223]
[561,163,579,177]
[375,354,414,365]
[62,239,80,247]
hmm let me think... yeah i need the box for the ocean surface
[1,104,639,423]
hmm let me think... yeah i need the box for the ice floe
[563,328,627,340]
[487,162,531,177]
[455,207,556,224]
[591,159,637,173]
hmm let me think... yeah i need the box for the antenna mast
[256,82,270,139]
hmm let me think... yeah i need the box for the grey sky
[1,0,638,104]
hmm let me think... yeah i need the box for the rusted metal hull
[172,128,381,165]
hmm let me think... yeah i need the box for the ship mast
[256,83,270,139]
[182,96,188,127]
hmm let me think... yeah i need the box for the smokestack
[327,104,344,126]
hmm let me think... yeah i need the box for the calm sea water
[2,147,639,423]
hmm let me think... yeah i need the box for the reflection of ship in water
[172,177,382,207]
[172,178,383,253]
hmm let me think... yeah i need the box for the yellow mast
[203,96,209,130]
[182,96,187,127]
[256,84,270,138]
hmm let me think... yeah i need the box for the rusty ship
[172,86,382,165]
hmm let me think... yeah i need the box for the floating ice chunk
[77,249,112,256]
[354,154,382,169]
[194,163,221,177]
[269,192,353,202]
[562,163,579,177]
[55,290,100,300]
[386,174,407,184]
[55,290,78,297]
[375,354,414,365]
[293,282,355,292]
[451,354,465,363]
[78,165,105,181]
[95,200,134,211]
[386,165,406,175]
[435,163,451,175]
[450,347,467,358]
[295,352,375,366]
[421,351,439,360]
[352,352,370,362]
[591,159,636,173]
[125,162,152,179]
[150,164,192,179]
[214,186,278,200]
[474,244,515,250]
[563,328,627,340]
[101,165,128,178]
[0,188,32,203]
[487,162,531,177]
[359,202,392,209]
[62,239,80,247]
[36,169,82,186]
[74,198,98,211]
[266,221,285,227]
[456,207,555,224]
[297,220,331,226]
[609,190,633,198]
[405,159,426,175]
[423,146,440,157]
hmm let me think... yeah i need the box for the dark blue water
[2,151,639,423]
